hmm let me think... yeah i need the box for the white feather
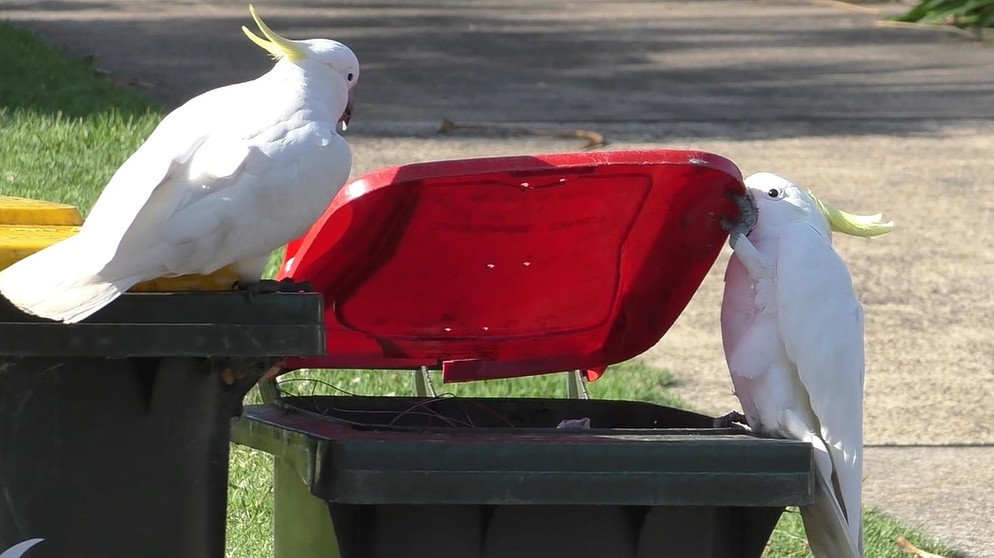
[0,36,358,323]
[721,172,864,558]
[777,222,864,555]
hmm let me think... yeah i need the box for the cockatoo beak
[737,191,759,234]
[721,191,758,244]
[339,89,354,132]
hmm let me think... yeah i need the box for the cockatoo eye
[346,72,354,82]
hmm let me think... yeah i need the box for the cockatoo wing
[720,253,755,363]
[152,122,343,275]
[775,221,864,549]
[80,83,260,264]
[720,252,764,422]
[90,115,341,282]
[0,103,222,322]
[0,129,246,322]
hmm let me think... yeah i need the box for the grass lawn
[0,21,958,558]
[0,23,159,212]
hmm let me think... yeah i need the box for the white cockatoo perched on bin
[0,5,358,323]
[719,172,892,558]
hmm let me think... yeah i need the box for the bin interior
[237,398,813,508]
[278,394,715,431]
[276,149,745,382]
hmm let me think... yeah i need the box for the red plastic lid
[280,149,744,382]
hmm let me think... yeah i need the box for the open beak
[339,90,354,132]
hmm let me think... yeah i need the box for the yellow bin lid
[0,195,84,226]
[0,196,238,291]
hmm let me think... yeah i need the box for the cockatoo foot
[713,411,749,429]
[234,278,314,296]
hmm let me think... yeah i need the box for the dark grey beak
[339,89,354,131]
[721,191,759,246]
[735,191,759,235]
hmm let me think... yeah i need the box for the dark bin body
[0,293,324,558]
[232,396,814,558]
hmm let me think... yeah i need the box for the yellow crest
[242,5,306,62]
[810,192,893,238]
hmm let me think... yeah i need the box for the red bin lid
[279,149,744,382]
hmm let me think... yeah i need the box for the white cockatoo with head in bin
[719,172,892,558]
[0,5,358,323]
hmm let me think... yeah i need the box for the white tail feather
[802,439,863,558]
[0,234,134,323]
[783,409,862,558]
[802,480,862,558]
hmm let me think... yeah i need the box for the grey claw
[234,278,314,296]
[714,411,748,429]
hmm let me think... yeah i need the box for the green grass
[227,446,277,558]
[766,507,957,557]
[0,22,160,210]
[271,358,684,405]
[893,0,994,32]
[1,22,960,558]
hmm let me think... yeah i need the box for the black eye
[767,188,780,198]
[346,72,354,82]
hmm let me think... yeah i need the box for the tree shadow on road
[8,0,994,140]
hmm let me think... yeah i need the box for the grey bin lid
[0,292,325,358]
[233,396,815,507]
